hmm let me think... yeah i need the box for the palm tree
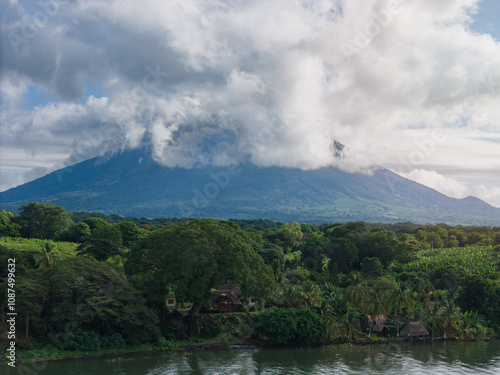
[321,284,347,317]
[298,280,322,309]
[437,300,462,339]
[425,301,441,341]
[459,311,486,340]
[36,240,60,268]
[364,289,390,338]
[391,283,415,337]
[417,280,435,313]
[343,284,368,310]
[458,312,477,341]
[342,307,362,341]
[279,284,302,307]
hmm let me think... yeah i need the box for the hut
[361,314,388,335]
[211,284,241,312]
[248,297,258,307]
[165,296,177,309]
[400,322,429,338]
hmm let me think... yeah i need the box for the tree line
[0,201,499,353]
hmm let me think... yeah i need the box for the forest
[1,201,499,361]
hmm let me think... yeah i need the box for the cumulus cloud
[399,169,470,199]
[401,169,500,207]
[1,0,500,204]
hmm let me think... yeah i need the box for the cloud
[1,0,500,205]
[399,169,470,198]
[401,168,500,207]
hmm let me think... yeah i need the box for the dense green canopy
[125,219,275,313]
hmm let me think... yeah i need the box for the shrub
[254,307,326,346]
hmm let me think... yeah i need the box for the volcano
[1,148,499,225]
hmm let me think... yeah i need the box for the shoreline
[2,337,497,365]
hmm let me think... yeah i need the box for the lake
[5,340,500,374]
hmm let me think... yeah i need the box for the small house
[165,296,177,309]
[400,322,429,338]
[211,284,241,312]
[361,314,388,335]
[248,297,258,307]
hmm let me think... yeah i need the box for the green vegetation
[403,246,498,278]
[1,203,500,363]
[0,237,78,256]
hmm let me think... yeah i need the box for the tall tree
[16,201,72,239]
[0,210,21,237]
[438,300,462,339]
[125,219,275,315]
[298,280,322,309]
[343,284,368,310]
[364,289,391,338]
[77,224,124,261]
[35,240,61,269]
[391,283,415,337]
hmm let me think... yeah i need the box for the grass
[0,237,78,257]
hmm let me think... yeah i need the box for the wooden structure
[211,284,241,312]
[361,314,388,334]
[400,322,429,337]
[165,296,176,309]
[248,297,258,307]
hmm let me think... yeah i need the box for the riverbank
[0,333,253,364]
[3,334,498,365]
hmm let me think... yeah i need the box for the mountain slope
[1,149,499,225]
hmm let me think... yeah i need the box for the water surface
[5,340,500,374]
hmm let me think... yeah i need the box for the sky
[1,0,500,207]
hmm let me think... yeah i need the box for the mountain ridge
[1,148,499,225]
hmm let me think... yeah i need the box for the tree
[35,240,61,269]
[302,232,328,271]
[325,238,358,274]
[255,307,326,345]
[125,219,275,315]
[82,217,109,232]
[342,307,362,341]
[417,279,435,313]
[445,235,459,248]
[17,258,159,344]
[437,300,462,339]
[268,222,304,252]
[276,284,302,307]
[343,284,368,310]
[355,229,400,266]
[117,222,144,248]
[364,289,391,338]
[456,275,500,325]
[298,280,322,309]
[425,302,441,341]
[59,222,91,243]
[16,201,72,239]
[0,210,20,237]
[360,257,383,277]
[391,283,415,337]
[77,224,124,261]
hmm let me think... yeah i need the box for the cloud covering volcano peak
[2,0,500,205]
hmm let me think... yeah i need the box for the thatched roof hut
[212,284,242,304]
[400,322,429,337]
[361,315,388,333]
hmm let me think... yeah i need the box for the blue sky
[1,0,500,207]
[470,0,500,38]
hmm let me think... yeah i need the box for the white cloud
[399,169,470,199]
[0,0,499,205]
[401,169,500,207]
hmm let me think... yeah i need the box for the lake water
[5,340,500,374]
